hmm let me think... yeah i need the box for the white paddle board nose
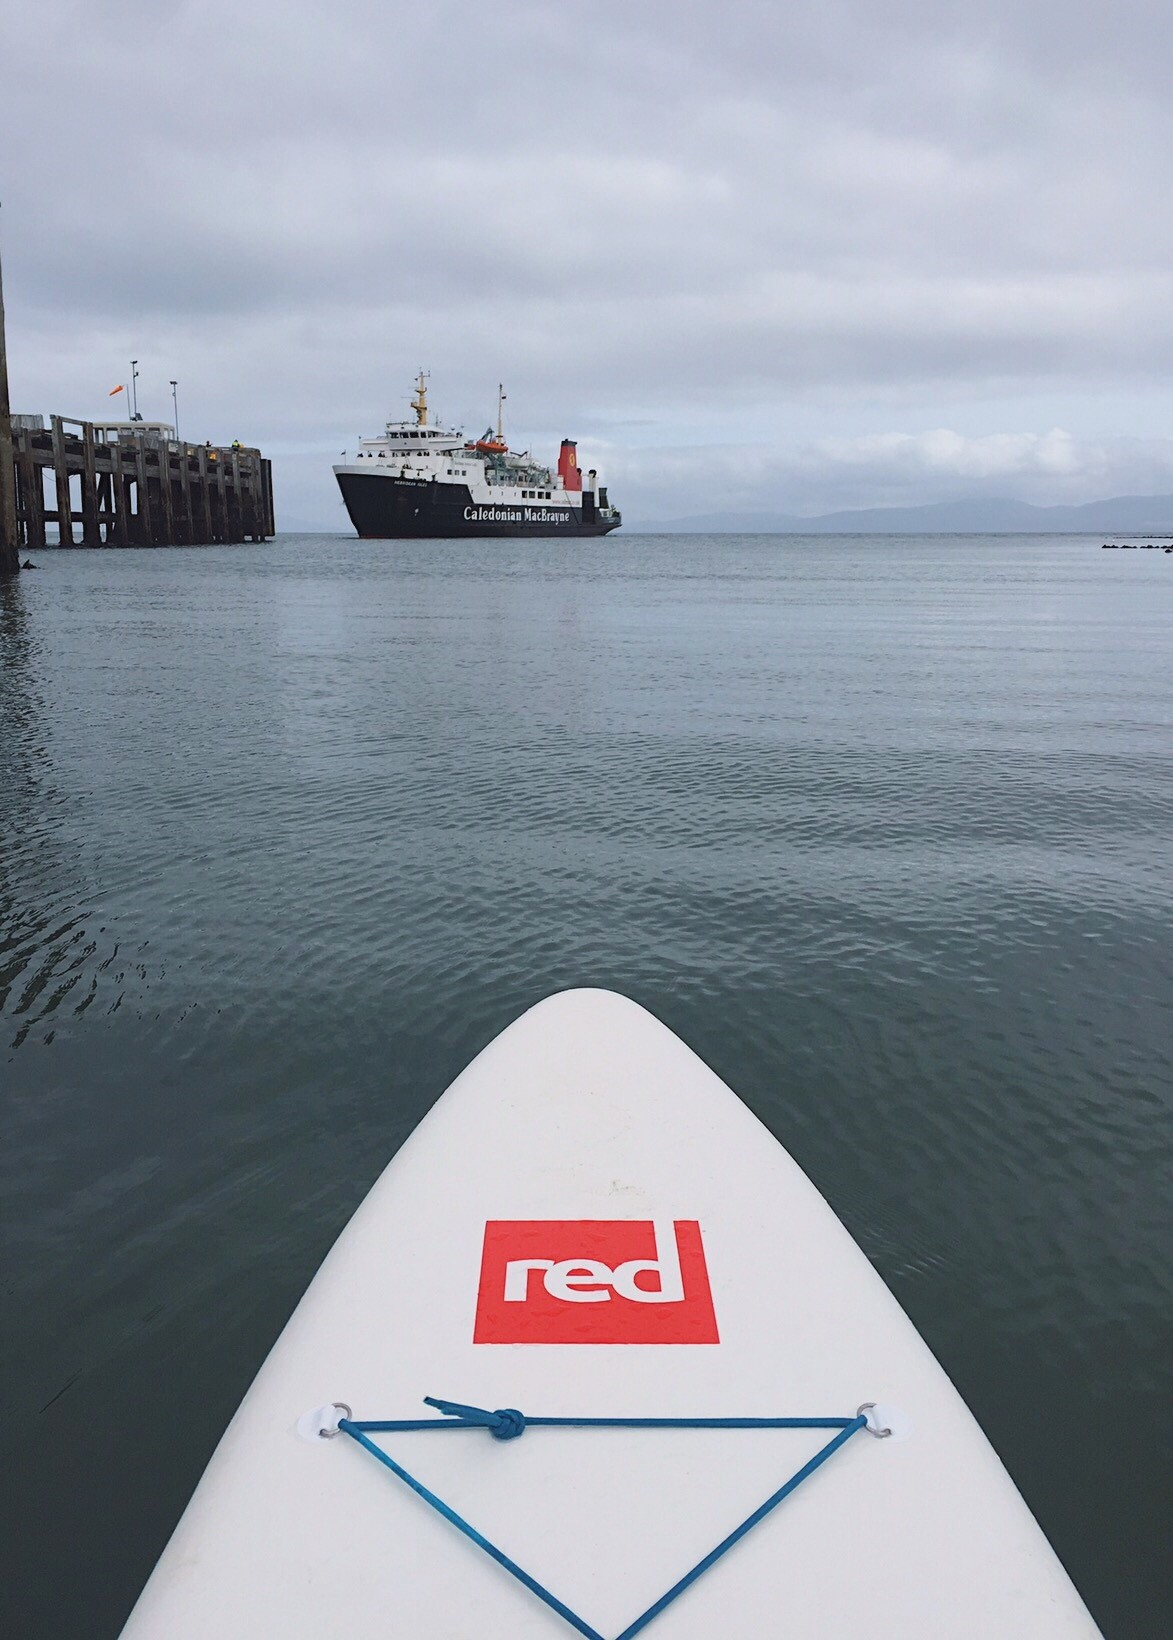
[119,988,1103,1639]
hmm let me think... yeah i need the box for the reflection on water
[0,578,152,1050]
[1,535,1170,1638]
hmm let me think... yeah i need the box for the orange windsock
[108,384,125,396]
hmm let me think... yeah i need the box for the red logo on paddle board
[473,1220,719,1344]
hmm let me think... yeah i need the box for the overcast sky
[2,0,1171,525]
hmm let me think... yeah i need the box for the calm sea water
[1,533,1169,1638]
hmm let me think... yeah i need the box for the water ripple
[1,536,1170,1638]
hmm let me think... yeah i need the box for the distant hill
[626,494,1173,535]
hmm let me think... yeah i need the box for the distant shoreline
[625,492,1173,535]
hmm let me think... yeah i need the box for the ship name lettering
[462,505,572,524]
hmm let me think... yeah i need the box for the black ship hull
[336,473,620,538]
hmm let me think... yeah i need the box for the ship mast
[412,369,429,427]
[496,383,506,445]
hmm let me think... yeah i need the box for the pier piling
[0,237,19,574]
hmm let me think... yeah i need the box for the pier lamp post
[130,360,140,421]
[170,380,179,443]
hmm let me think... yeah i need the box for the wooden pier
[0,233,273,570]
[8,417,274,550]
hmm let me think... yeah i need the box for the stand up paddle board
[120,989,1102,1638]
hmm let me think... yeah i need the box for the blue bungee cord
[326,1395,885,1639]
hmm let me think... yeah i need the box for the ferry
[334,375,621,539]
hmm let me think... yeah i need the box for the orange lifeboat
[474,384,509,454]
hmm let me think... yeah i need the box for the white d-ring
[296,1402,352,1442]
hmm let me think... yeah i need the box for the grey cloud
[2,0,1169,521]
